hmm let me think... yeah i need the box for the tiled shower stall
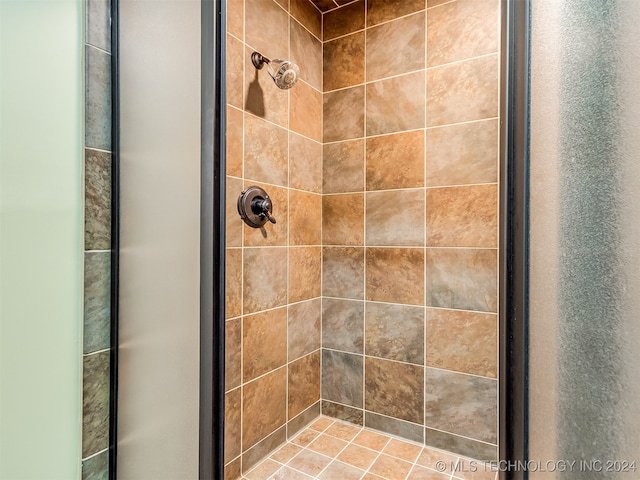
[224,0,500,476]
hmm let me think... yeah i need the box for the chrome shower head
[251,52,300,90]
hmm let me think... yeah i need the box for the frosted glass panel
[529,0,640,477]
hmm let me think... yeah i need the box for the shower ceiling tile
[323,0,365,41]
[426,308,497,378]
[367,0,426,27]
[289,246,321,302]
[366,71,425,136]
[323,32,365,91]
[289,190,322,245]
[288,299,321,360]
[322,298,364,354]
[365,189,425,247]
[425,368,497,444]
[243,113,288,186]
[425,118,498,187]
[366,131,425,191]
[225,387,242,463]
[364,357,424,424]
[290,80,322,142]
[244,182,289,246]
[426,54,499,127]
[425,248,497,312]
[290,133,322,194]
[321,350,364,408]
[323,139,364,194]
[322,193,364,245]
[426,184,498,248]
[288,351,321,418]
[225,318,242,390]
[225,249,242,319]
[427,0,500,67]
[291,0,322,39]
[245,0,288,61]
[323,86,365,142]
[243,247,288,313]
[242,367,287,450]
[226,106,243,178]
[322,247,365,299]
[364,302,424,365]
[366,247,425,306]
[366,12,425,82]
[291,18,323,91]
[243,307,287,381]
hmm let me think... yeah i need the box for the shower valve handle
[253,197,276,224]
[237,186,277,228]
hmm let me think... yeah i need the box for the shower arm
[251,52,270,70]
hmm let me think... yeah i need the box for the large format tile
[243,427,287,472]
[288,351,321,418]
[225,318,241,390]
[243,182,288,246]
[425,119,498,187]
[426,248,497,312]
[426,308,497,378]
[289,247,321,303]
[245,0,288,62]
[82,449,108,480]
[427,54,499,127]
[288,299,321,360]
[243,307,287,381]
[324,86,365,142]
[427,0,500,67]
[243,247,288,313]
[323,0,365,40]
[242,367,287,450]
[227,0,244,39]
[366,190,425,246]
[425,428,497,461]
[367,0,425,26]
[426,184,498,248]
[290,133,322,194]
[85,46,111,151]
[322,401,364,426]
[243,113,288,186]
[84,252,110,354]
[244,46,289,128]
[366,412,424,444]
[323,32,365,91]
[226,106,243,178]
[365,357,424,424]
[291,80,322,142]
[366,248,425,305]
[365,302,424,365]
[322,298,364,354]
[323,194,364,245]
[322,247,365,299]
[226,34,244,109]
[291,18,322,91]
[425,368,497,444]
[82,351,110,457]
[290,0,322,39]
[323,140,364,194]
[85,148,111,250]
[290,190,322,245]
[366,12,425,82]
[225,387,242,463]
[225,248,242,319]
[226,176,244,247]
[322,350,364,408]
[366,131,425,191]
[367,71,425,136]
[87,0,110,52]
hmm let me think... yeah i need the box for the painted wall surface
[0,0,84,478]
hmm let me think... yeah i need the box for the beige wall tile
[426,184,497,247]
[366,189,425,246]
[289,246,321,302]
[324,32,365,91]
[243,247,288,313]
[291,18,323,91]
[426,308,497,378]
[243,307,287,381]
[225,387,242,463]
[365,302,424,364]
[291,80,322,142]
[323,193,365,245]
[227,34,245,109]
[323,140,364,193]
[323,86,365,142]
[291,0,322,39]
[226,318,242,390]
[244,46,289,128]
[426,119,498,186]
[227,0,244,39]
[366,12,425,82]
[242,367,287,450]
[427,54,499,126]
[245,0,288,60]
[366,247,425,305]
[323,0,365,40]
[322,247,365,299]
[368,0,425,27]
[226,106,243,178]
[227,176,244,247]
[243,182,289,246]
[288,298,321,360]
[366,131,425,190]
[366,71,425,136]
[226,248,242,319]
[290,133,322,193]
[290,190,322,245]
[427,0,500,67]
[288,351,321,418]
[243,113,288,186]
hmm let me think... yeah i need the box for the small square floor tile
[337,443,379,470]
[288,449,332,477]
[307,434,348,457]
[369,454,413,480]
[383,438,423,463]
[353,430,391,451]
[318,460,364,480]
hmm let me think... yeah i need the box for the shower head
[251,52,300,90]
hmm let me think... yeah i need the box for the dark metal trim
[109,0,120,477]
[499,0,530,479]
[200,0,226,478]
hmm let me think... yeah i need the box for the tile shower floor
[241,416,497,480]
